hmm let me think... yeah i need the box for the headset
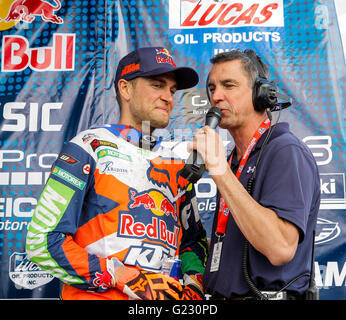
[206,49,292,112]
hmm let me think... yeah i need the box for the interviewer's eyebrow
[208,78,240,88]
[220,79,240,85]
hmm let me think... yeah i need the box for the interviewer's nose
[211,87,224,105]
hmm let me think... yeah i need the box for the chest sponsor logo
[98,160,128,175]
[90,139,118,151]
[148,158,189,198]
[97,148,132,162]
[118,213,180,249]
[129,188,177,221]
[123,243,171,272]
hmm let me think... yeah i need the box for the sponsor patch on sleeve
[51,166,86,190]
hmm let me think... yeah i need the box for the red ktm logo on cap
[121,63,140,76]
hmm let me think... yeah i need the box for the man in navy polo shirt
[190,49,320,300]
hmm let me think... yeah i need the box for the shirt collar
[229,122,290,167]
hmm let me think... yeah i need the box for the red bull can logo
[161,256,182,280]
[3,0,64,24]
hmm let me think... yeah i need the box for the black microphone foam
[205,106,222,128]
[180,107,222,183]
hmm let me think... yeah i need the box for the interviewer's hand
[188,126,228,176]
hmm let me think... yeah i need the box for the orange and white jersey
[26,124,207,299]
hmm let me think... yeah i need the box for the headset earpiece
[253,77,279,112]
[245,50,291,112]
[206,73,211,104]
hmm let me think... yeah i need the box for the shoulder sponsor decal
[90,139,118,151]
[51,166,86,190]
[59,153,79,165]
[97,147,132,162]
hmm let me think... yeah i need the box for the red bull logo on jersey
[119,214,180,249]
[4,0,64,24]
[129,189,177,221]
[169,0,284,29]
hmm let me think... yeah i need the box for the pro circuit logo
[9,252,54,289]
[169,0,284,29]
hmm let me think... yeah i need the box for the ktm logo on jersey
[147,158,190,197]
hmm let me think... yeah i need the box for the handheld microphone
[180,107,222,183]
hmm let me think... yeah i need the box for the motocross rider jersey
[26,124,207,300]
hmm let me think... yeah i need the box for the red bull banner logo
[169,0,284,29]
[3,0,63,24]
[1,33,75,72]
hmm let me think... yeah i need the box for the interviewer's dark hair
[210,49,269,87]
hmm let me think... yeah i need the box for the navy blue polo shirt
[203,122,320,297]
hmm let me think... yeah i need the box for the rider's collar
[105,124,162,151]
